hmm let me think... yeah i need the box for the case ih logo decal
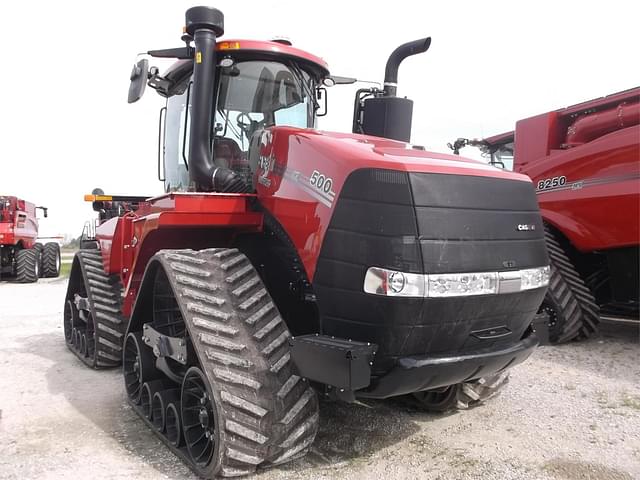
[258,154,274,187]
[517,224,536,231]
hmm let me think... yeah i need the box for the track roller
[152,389,181,432]
[141,380,173,420]
[166,402,184,447]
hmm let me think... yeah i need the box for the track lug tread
[149,248,318,475]
[64,250,127,369]
[543,225,600,343]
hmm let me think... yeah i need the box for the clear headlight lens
[427,272,498,297]
[520,266,550,291]
[364,266,549,298]
[363,267,425,297]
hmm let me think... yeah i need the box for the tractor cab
[0,196,13,223]
[159,47,326,192]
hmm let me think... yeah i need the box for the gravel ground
[0,279,638,480]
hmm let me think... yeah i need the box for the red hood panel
[255,127,534,280]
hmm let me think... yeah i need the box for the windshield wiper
[288,62,318,111]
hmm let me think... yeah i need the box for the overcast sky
[1,1,638,237]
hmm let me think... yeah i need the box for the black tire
[542,226,600,343]
[41,242,61,278]
[63,250,126,368]
[411,373,509,412]
[16,249,39,283]
[151,248,319,477]
[33,242,43,253]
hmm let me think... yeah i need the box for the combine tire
[411,373,509,412]
[541,226,600,343]
[126,248,319,477]
[63,250,126,368]
[15,248,39,283]
[41,242,61,278]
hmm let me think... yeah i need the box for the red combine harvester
[0,196,61,282]
[451,87,640,343]
[64,7,549,477]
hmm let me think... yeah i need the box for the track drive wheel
[411,373,509,412]
[41,242,61,278]
[15,248,39,283]
[542,225,600,343]
[63,250,126,368]
[143,248,320,477]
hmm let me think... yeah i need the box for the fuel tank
[254,127,548,371]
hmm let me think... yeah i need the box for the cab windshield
[163,60,316,191]
[215,60,315,148]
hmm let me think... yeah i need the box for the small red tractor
[0,195,61,282]
[451,87,640,343]
[64,7,549,477]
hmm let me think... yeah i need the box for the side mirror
[128,59,149,103]
[35,206,48,218]
[316,87,328,117]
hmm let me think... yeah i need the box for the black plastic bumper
[357,332,539,399]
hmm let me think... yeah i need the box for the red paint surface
[254,127,532,280]
[484,87,640,253]
[217,39,328,74]
[0,196,38,249]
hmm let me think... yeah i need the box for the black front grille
[313,168,548,372]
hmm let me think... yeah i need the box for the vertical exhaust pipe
[184,6,224,190]
[383,37,431,97]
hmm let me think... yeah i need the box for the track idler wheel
[152,389,180,433]
[123,332,159,404]
[182,367,219,476]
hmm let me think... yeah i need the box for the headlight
[427,272,498,297]
[364,266,549,298]
[363,267,425,297]
[520,266,550,291]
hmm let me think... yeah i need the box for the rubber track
[544,226,600,343]
[16,249,38,283]
[155,248,319,477]
[67,250,127,368]
[41,243,60,278]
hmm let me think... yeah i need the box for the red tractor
[64,7,549,477]
[0,195,61,282]
[451,87,640,343]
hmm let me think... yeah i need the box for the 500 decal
[310,170,334,195]
[537,176,567,191]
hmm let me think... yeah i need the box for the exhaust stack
[184,6,224,190]
[354,37,431,143]
[383,38,431,97]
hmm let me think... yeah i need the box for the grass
[59,261,72,278]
